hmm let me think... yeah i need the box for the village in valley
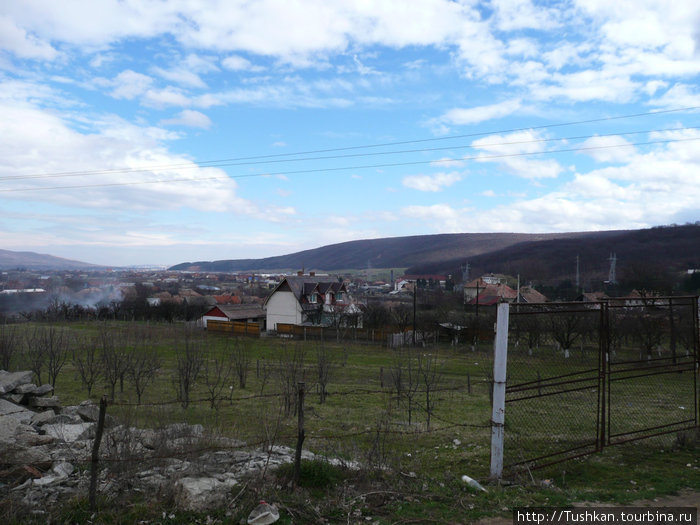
[1,258,691,338]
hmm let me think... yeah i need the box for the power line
[2,135,698,193]
[3,106,699,182]
[2,125,698,184]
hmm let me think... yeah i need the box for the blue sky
[1,0,699,267]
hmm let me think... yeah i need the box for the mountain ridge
[0,249,102,271]
[169,230,627,273]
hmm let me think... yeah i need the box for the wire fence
[504,297,699,472]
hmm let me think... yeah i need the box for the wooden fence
[207,319,260,337]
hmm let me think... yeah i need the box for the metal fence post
[490,302,509,480]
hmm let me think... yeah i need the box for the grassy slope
[5,321,699,524]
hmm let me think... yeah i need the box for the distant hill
[169,230,622,273]
[0,249,100,271]
[406,224,700,286]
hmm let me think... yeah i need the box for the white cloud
[160,109,212,129]
[402,171,463,192]
[435,99,522,127]
[578,135,635,163]
[0,90,253,215]
[471,130,564,179]
[222,55,263,71]
[0,15,58,60]
[110,70,153,100]
[152,67,207,89]
[142,87,191,108]
[492,0,561,31]
[649,84,700,108]
[430,158,465,168]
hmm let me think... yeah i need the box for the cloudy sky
[1,1,700,267]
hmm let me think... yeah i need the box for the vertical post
[490,302,509,480]
[89,396,108,511]
[294,382,305,486]
[412,281,417,346]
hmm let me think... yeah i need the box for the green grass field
[3,320,699,524]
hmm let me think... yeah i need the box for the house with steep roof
[517,286,548,303]
[464,277,518,305]
[263,273,356,331]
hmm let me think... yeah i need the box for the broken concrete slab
[30,410,57,426]
[43,422,94,443]
[28,396,60,409]
[14,383,38,394]
[30,384,54,396]
[0,441,52,466]
[14,423,56,447]
[173,476,238,511]
[0,370,34,394]
[0,398,34,441]
[4,393,25,404]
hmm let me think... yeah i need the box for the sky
[1,0,700,267]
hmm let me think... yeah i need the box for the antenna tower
[461,261,470,284]
[607,253,617,285]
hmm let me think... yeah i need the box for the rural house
[200,304,266,330]
[263,273,359,331]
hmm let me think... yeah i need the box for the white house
[264,273,357,331]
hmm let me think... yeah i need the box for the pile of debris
[0,370,322,516]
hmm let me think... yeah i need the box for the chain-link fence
[503,297,699,473]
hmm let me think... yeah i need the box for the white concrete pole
[490,301,510,480]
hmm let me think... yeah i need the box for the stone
[30,410,57,426]
[14,383,38,394]
[173,476,238,511]
[0,370,34,394]
[0,441,52,466]
[28,396,61,409]
[76,403,114,427]
[14,423,55,447]
[4,393,25,404]
[0,398,34,441]
[43,422,94,443]
[41,413,83,425]
[30,384,54,396]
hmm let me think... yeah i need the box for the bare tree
[315,342,335,404]
[73,334,102,397]
[24,326,47,385]
[391,348,421,425]
[0,323,18,370]
[632,313,665,360]
[100,324,130,400]
[277,342,306,416]
[127,329,160,405]
[549,311,583,358]
[44,326,71,389]
[201,348,233,409]
[230,338,250,389]
[257,358,273,395]
[173,327,204,408]
[418,351,443,430]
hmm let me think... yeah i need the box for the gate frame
[491,296,700,479]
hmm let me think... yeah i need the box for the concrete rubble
[0,370,333,514]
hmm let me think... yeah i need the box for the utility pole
[576,255,580,295]
[412,280,417,346]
